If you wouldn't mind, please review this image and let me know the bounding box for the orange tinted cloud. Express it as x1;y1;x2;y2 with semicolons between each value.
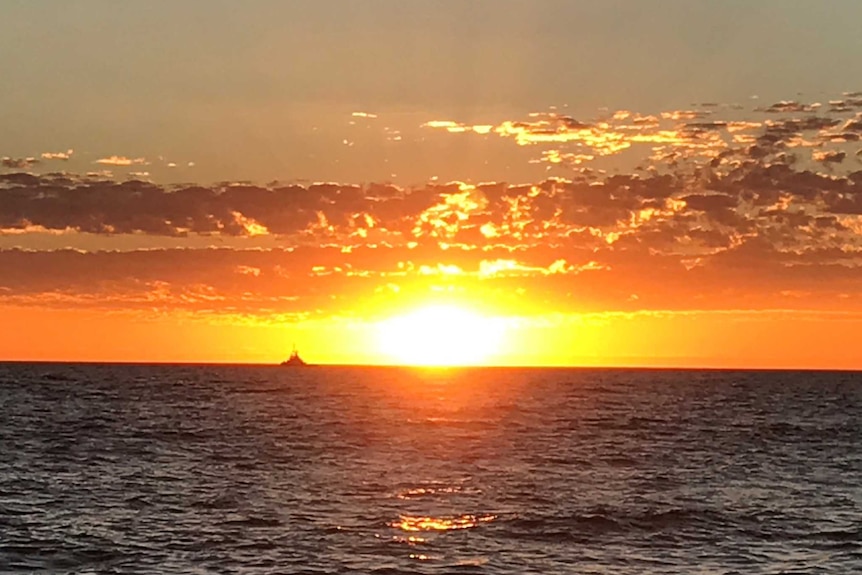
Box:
41;149;74;161
94;155;148;166
1;157;39;169
2;91;862;331
419;95;862;176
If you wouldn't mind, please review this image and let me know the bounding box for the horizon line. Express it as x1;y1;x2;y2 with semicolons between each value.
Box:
1;359;860;373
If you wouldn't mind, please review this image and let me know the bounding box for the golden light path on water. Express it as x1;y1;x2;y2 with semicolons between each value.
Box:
349;369;522;567
390;514;498;532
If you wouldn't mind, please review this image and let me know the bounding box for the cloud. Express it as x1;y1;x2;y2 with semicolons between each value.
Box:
813;150;846;164
3;90;862;319
94;155;148;166
421;120;495;134
0;239;858;319
417;92;862;176
758;100;821;114
41;149;74;161
680;193;738;211
661;110;712;120
2;157;40;169
829;96;862;113
2;152;861;260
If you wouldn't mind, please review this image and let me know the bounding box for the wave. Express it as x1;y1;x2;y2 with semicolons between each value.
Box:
40;372;76;382
811;528;862;542
3;365;860;572
221;516;283;528
500;507;729;542
0;540;124;572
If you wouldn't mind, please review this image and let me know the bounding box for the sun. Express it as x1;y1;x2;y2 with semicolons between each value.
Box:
376;304;505;366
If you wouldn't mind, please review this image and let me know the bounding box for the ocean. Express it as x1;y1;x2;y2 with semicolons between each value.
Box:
1;364;860;574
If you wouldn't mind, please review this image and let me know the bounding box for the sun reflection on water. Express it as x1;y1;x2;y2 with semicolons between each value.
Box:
391;534;426;545
396;485;475;499
409;553;433;561
390;514;497;532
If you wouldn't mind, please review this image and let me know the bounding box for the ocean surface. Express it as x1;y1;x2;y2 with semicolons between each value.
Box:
1;364;860;574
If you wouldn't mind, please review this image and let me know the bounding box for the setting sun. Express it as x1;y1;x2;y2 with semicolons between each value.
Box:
375;305;505;366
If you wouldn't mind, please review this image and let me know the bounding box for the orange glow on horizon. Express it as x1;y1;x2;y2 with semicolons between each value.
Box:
0;302;861;369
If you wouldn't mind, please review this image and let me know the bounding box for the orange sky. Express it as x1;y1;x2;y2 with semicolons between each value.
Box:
3;102;862;367
3;303;861;369
2;4;862;368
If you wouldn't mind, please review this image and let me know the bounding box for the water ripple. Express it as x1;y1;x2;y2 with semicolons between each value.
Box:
0;364;860;573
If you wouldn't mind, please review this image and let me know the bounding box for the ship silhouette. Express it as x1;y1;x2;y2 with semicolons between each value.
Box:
280;344;308;366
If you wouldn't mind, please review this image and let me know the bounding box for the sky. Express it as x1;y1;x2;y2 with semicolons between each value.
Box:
2;0;862;367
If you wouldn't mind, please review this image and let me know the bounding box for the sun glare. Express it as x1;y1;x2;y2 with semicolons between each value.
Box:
376;305;505;366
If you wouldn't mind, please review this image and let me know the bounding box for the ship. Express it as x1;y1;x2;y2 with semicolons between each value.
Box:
280;345;308;367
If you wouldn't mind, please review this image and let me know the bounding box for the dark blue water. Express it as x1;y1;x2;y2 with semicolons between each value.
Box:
1;364;860;574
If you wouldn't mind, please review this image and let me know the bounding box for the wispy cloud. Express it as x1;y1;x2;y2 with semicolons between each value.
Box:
40;149;74;161
419;92;862;174
94;155;148;166
758;100;821;114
